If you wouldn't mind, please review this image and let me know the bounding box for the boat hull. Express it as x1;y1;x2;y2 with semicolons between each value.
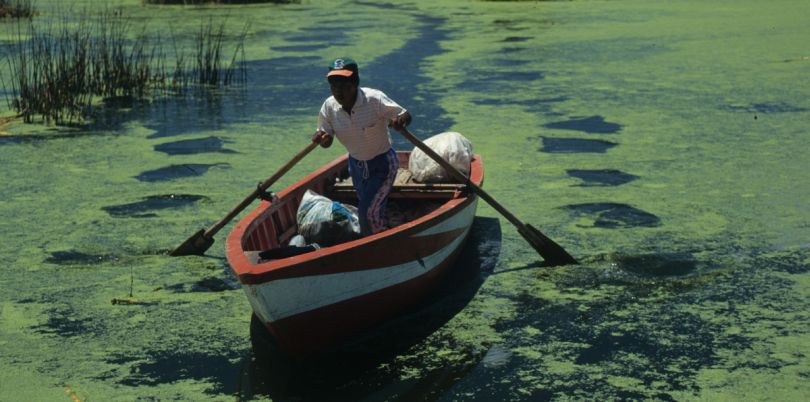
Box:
227;152;483;357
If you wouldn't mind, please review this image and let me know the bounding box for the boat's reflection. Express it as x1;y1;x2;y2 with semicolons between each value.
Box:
235;217;502;401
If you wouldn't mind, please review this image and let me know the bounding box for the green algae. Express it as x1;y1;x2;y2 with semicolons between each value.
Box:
1;0;809;400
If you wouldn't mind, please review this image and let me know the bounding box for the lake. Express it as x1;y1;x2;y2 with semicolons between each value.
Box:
1;0;808;400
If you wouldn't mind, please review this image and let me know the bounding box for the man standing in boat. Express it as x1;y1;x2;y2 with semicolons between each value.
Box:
312;57;412;237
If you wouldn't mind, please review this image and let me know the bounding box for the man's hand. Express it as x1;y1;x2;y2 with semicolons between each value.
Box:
312;130;333;148
389;111;412;132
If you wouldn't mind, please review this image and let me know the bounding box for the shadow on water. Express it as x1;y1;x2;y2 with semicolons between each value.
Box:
544;115;622;134
154;136;238;155
539;136;618;153
566;169;639;187
722;101;808;114
603;252;698;277
45;250;120;266
102;194;209;218
235;217;502;401
135;163;230;182
562;202;661;228
109;351;244;395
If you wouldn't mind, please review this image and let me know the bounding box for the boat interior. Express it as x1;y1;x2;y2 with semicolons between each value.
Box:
240;153;469;258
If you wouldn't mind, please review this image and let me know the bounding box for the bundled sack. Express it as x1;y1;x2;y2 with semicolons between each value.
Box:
408;131;473;183
296;189;361;247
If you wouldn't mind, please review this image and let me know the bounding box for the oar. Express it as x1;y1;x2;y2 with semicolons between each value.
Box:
170;141;319;256
397;127;578;266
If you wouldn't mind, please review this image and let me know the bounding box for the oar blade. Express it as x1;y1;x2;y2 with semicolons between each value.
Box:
520;224;578;266
169;229;214;256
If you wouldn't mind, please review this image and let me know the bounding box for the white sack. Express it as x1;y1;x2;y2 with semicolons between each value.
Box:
296;190;360;246
408;131;473;183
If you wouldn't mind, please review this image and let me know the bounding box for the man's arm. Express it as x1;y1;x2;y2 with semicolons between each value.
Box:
389;111;412;131
312;130;334;148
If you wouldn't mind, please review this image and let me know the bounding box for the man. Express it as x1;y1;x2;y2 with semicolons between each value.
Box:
312;57;412;236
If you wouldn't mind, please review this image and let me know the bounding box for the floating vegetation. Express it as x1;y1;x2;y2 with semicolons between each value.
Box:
144;0;298;4
0;0;34;18
2;10;248;125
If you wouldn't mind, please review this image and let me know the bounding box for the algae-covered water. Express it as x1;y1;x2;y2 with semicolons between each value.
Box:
1;0;809;400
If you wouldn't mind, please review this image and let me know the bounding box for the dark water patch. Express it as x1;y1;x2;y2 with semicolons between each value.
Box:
363;14;455;140
474;97;561;106
33;307;96;338
45;250;120;266
135;163;229;182
723;102;808;114
0;128;112;145
544;115;622;134
485;293;718;398
102;194;209;218
567;169;639;187
272;44;326;52
354;1;415;11
543;37;669;64
493;19;529;32
95;56;322;139
489;58;531;68
498;46;525;54
607;252;698;277
502;36;532;43
753;250;810;274
540;137;618;153
563;202;661;228
285;30;351;44
163;276;240;293
117;350;241;394
153;136;237;155
458;71;545;93
0;136;21;145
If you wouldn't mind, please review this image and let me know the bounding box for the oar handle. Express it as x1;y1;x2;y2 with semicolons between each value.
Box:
203;141;319;238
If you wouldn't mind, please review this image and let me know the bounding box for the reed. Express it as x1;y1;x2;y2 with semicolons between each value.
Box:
0;0;34;18
3;10;248;125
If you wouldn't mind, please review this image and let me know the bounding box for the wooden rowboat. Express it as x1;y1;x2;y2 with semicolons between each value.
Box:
226;151;483;357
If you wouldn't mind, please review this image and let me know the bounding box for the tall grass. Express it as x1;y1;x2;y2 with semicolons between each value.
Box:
0;0;34;18
3;10;247;125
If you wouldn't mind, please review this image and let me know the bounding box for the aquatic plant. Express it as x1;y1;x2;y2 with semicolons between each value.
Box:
2;10;247;125
0;0;34;18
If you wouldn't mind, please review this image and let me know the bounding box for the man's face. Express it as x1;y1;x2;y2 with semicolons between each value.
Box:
329;77;357;108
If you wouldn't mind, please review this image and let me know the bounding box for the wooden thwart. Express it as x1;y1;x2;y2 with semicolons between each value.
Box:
331;168;466;199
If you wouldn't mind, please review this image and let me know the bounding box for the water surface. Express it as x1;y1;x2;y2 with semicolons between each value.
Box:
1;0;809;400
